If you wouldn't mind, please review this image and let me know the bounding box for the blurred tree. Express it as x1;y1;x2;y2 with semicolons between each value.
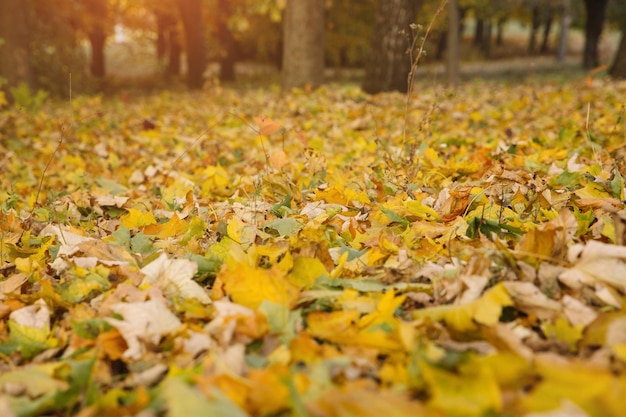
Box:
25;0;87;96
610;24;626;77
363;0;421;94
215;0;238;81
447;0;461;85
326;0;376;68
150;0;182;76
529;5;554;53
607;0;626;77
282;0;325;90
582;0;608;68
0;0;34;97
83;0;111;78
177;0;207;88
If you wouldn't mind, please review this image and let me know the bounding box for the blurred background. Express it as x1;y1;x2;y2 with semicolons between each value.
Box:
0;0;625;101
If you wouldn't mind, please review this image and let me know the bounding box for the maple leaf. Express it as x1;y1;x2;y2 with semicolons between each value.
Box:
105;298;182;360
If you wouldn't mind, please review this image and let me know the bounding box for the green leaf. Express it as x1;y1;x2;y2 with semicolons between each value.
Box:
181;217;207;245
338;242;367;261
552;170;580;189
131;231;155;254
379;205;410;228
265;217;303;237
259;301;301;343
71;318;114;340
95;178;129;195
0;321;58;360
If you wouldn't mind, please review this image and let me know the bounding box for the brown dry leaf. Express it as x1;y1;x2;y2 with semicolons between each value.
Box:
503;281;561;320
308;381;440;417
559;241;626;290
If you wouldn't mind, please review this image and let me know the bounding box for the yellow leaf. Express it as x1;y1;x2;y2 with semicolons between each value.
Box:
413;283;513;333
423;148;444;167
358;289;405;328
287;257;327;289
120;208;157;229
306;310;361;340
227;217;246;242
542;317;583;351
247;365;291;415
218;262;299;309
403;199;440;220
201;165;234;197
143;212;188;238
420;357;502;417
478;352;533;388
306;308;405;352
522;357;617;415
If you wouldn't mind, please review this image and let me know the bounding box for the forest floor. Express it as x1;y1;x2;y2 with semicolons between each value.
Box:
1;50;626;417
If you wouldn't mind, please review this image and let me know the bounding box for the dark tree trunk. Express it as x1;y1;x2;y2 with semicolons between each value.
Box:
88;30;106;78
474;18;484;46
540;8;553;53
362;0;421;94
496;17;505;46
609;24;626;78
435;31;447;60
459;7;468;38
217;0;237;82
167;28;182;76
583;0;608;68
0;0;33;98
482;19;492;58
84;0;108;78
282;0;325;90
177;0;206;89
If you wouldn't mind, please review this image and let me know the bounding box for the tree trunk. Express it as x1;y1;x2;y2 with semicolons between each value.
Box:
362;0;420;94
0;0;33;98
435;32;447;60
446;0;460;86
609;24;626;78
482;19;492;58
528;7;540;53
177;0;206;89
474;18;484;46
156;12;169;60
84;0;108;78
217;0;237;82
496;17;505;46
88;30;106;78
540;8;553;53
582;0;608;68
167;27;182;77
282;0;325;91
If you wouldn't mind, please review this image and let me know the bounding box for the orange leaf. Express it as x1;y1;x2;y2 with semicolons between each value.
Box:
253;116;281;136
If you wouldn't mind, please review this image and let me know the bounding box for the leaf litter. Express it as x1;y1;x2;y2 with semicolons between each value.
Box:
0;77;625;416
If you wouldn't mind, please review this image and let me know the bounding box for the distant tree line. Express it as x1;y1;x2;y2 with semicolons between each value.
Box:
0;0;625;100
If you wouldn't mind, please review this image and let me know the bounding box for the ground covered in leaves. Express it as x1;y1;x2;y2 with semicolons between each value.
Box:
0;76;626;417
